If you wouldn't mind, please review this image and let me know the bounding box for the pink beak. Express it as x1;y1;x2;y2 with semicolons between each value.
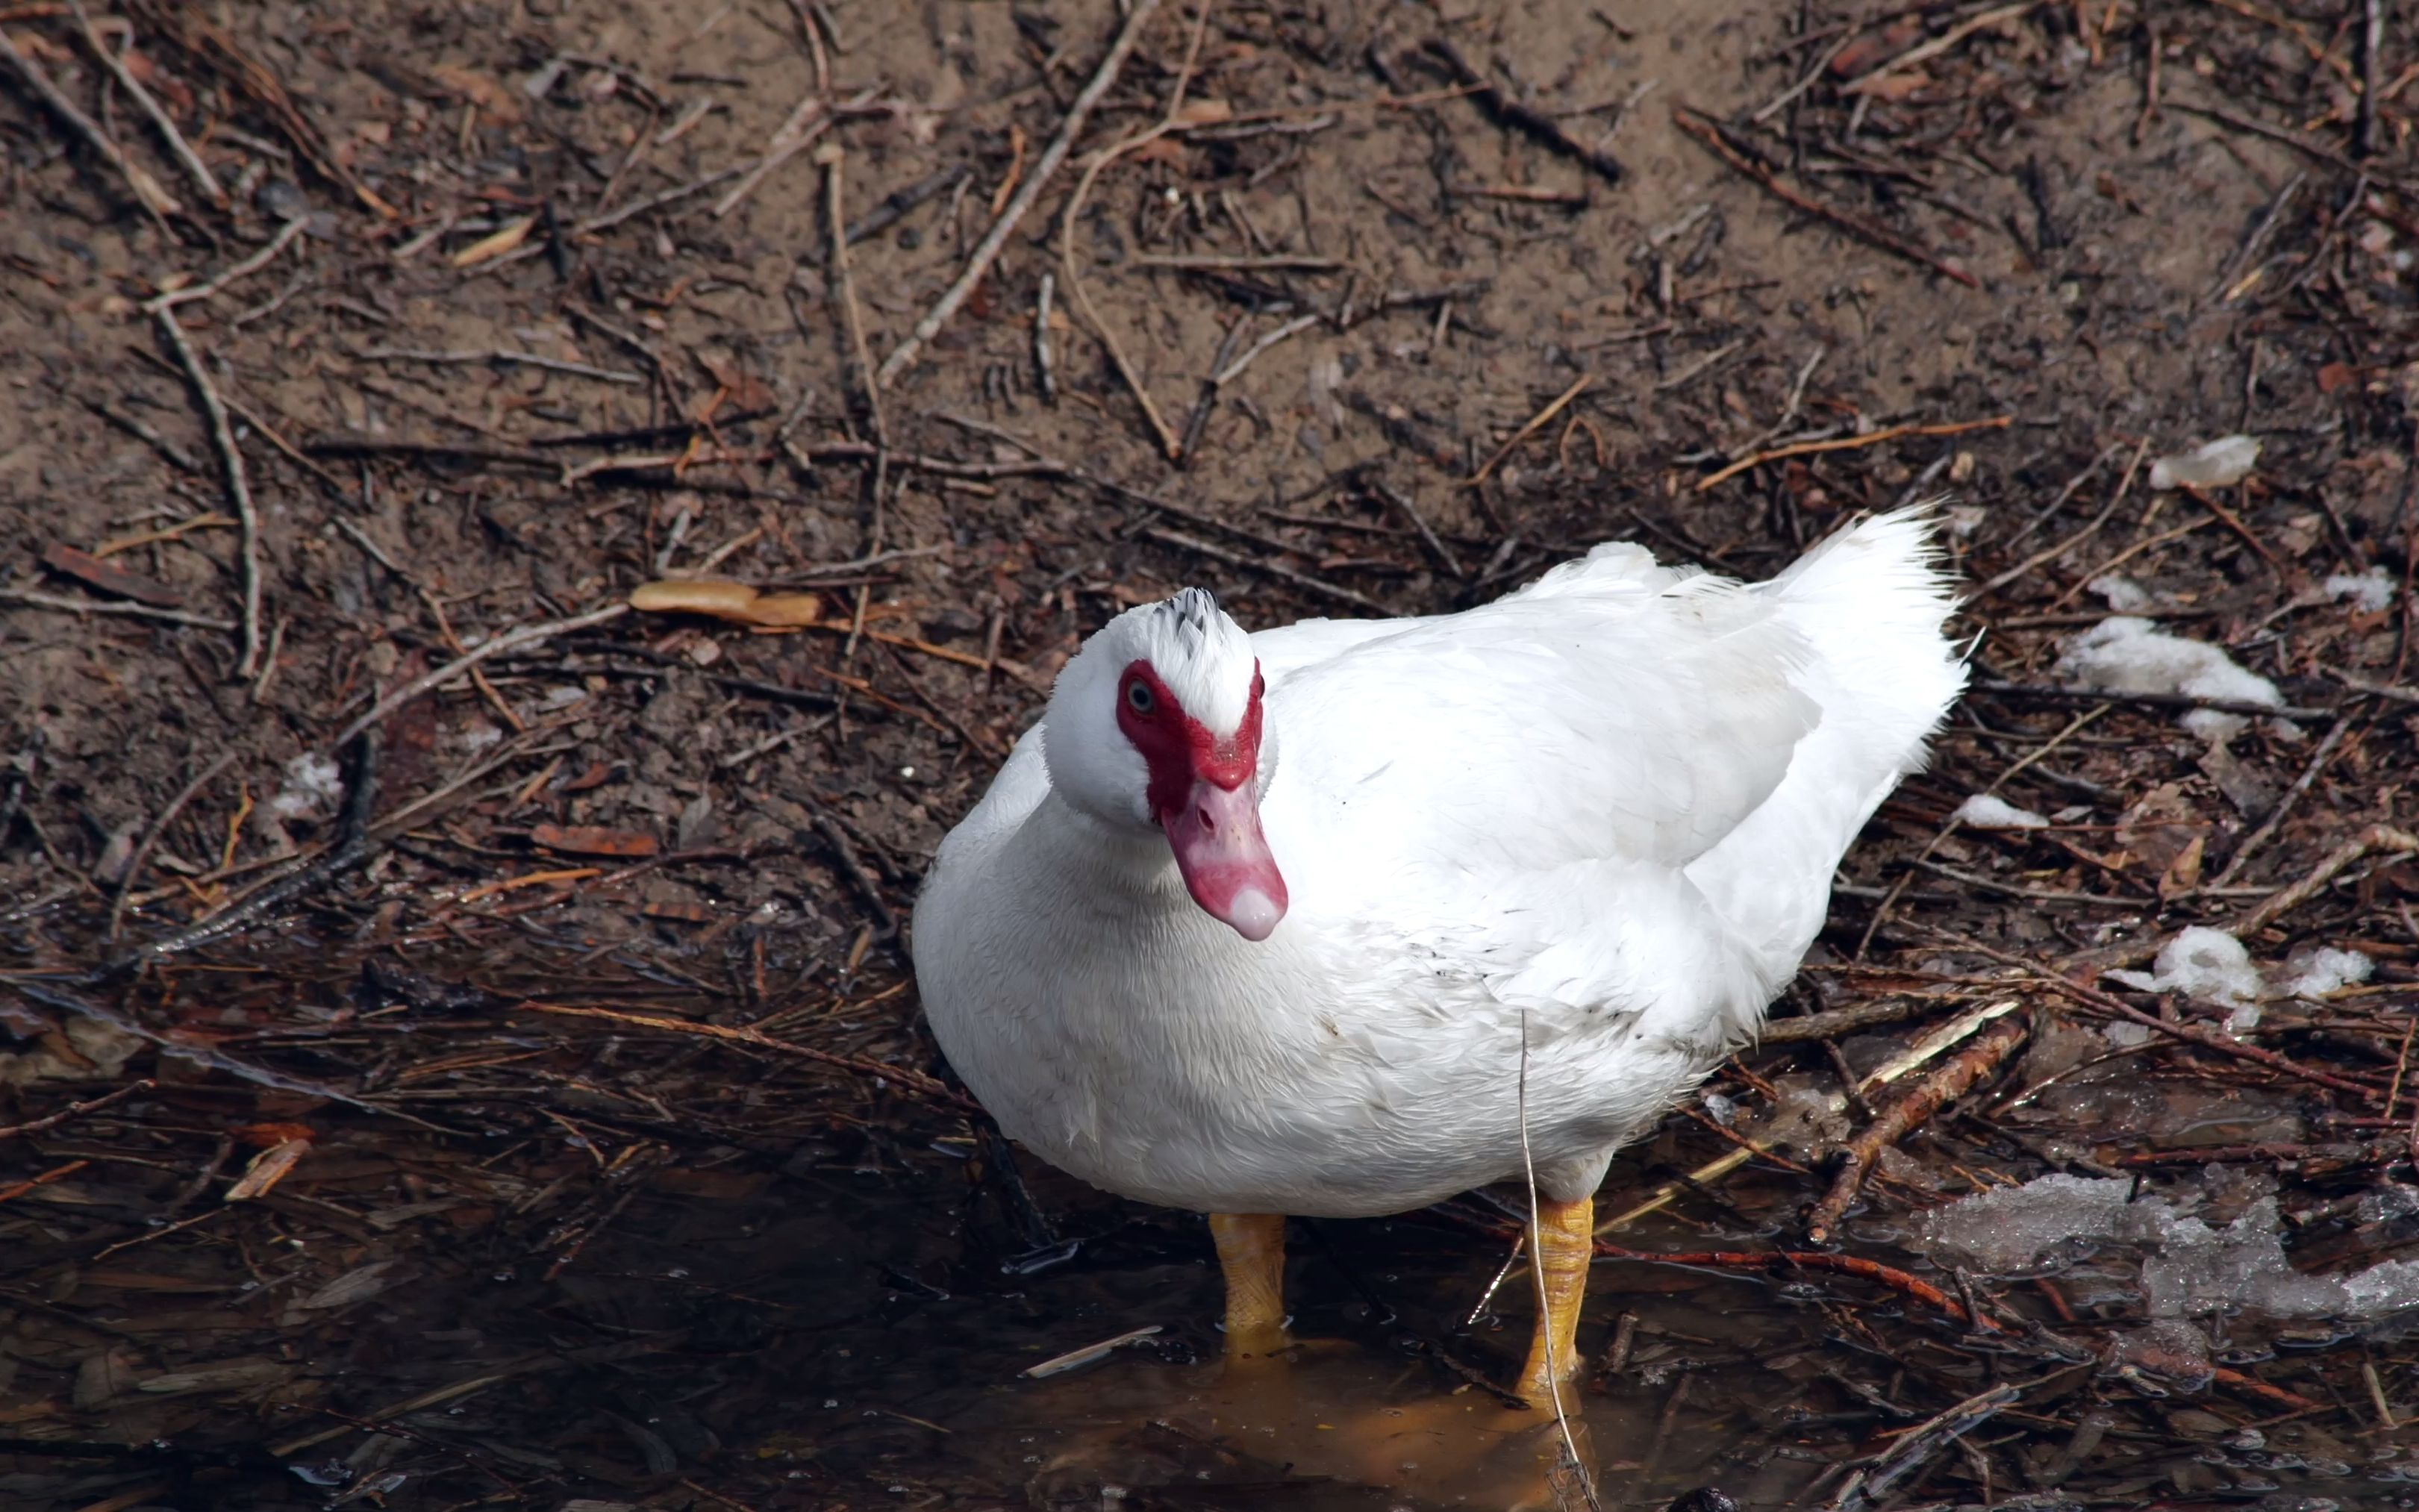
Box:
1161;777;1287;941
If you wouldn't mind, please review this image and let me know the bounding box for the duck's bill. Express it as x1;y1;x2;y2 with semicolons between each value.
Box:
1161;778;1288;941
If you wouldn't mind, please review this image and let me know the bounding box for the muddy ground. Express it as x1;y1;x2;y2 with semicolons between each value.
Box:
4;0;2419;1508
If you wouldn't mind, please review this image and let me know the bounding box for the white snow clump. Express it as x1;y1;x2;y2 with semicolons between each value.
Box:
2148;434;2261;490
2324;566;2397;613
2056;616;2283;741
270;752;345;819
1954;793;2050;830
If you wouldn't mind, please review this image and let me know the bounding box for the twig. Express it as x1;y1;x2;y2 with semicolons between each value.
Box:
360;346;645;385
877;0;1163;387
329;604;631;751
105;751;234;940
67;0;222;207
2210;710;2359;887
1828;1385;2021;1511
517;1000;978;1112
0;21;178;219
1143;526;1389;613
1841;1;2038;96
0;1078;157;1141
1803;1011;2030;1245
820;143;882;443
1698;415;2012;492
0;587;233;629
1673;107;1979;288
1970;435;2147;596
1211;311;1320;385
2358;0;2386;158
2229;823;2419;940
1417;39;1623;184
1969;679;2335;722
145;222;311;681
1467;374;1594;487
1033;272;1058;404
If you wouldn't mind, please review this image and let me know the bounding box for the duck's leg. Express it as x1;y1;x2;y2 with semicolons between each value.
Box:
1512;1193;1594;1408
1208;1212;1289;1357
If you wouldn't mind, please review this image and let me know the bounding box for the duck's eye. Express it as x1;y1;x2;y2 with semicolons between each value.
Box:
1126;681;1155;714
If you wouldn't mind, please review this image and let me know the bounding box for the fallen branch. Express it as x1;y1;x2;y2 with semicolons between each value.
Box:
1804;1010;2031;1245
1417;39;1623;184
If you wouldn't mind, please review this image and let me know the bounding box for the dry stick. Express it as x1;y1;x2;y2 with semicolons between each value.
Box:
2358;0;2387;158
0;1078;157;1141
877;0;1164;387
1057;128;1187;459
0;21;178;219
104;750;234;941
518;1000;978;1113
1418;38;1623;184
68;0;222;207
2229;823;2419;940
1971;435;2150;596
1467;374;1594;487
821;143;882;444
329;604;630;751
0;587;233;629
1032;272;1058;403
2210;709;2359;888
1841;0;2040;95
1143;526;1390;613
1673;107;1979;288
1803;1011;2029;1246
1697;414;2011;493
145;219;310;680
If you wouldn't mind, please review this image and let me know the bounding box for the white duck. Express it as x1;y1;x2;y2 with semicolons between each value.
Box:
914;507;1964;1406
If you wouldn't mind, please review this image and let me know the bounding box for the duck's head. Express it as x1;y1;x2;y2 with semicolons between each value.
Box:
1043;587;1287;941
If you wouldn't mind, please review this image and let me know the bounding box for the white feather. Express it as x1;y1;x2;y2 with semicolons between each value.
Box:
913;508;1965;1217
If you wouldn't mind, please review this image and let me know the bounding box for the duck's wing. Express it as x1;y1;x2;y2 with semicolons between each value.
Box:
1261;543;1822;887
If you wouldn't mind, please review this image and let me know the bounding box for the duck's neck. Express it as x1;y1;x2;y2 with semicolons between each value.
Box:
1023;790;1196;922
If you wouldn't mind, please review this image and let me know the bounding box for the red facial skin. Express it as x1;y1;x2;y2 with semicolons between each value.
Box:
1114;659;1289;941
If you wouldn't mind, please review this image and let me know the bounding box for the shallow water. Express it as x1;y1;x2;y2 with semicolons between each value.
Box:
4;938;2418;1511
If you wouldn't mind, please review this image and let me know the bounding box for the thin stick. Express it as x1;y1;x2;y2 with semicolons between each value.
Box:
1802;1011;2029;1245
821;143;883;443
0;20;177;219
329;604;630;751
2211;710;2358;887
106;751;235;940
1697;415;2012;492
69;0;223;206
0;1079;157;1141
1841;1;2040;95
1516;1010;1601;1509
877;0;1164;387
360;346;644;385
1033;271;1058;404
1467;374;1593;487
0;587;233;629
518;999;978;1112
1673;107;1979;288
146;315;252;672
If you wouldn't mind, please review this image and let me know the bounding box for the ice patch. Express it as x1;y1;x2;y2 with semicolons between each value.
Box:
2055;616;2282;741
1917;1179;2419;1324
1955;793;2050;830
2278;946;2374;999
1917;1174;2164;1273
2106;926;2262;1011
269;752;344;819
2149;434;2261;490
2323;566;2397;613
2108;929;2371;1017
2089;575;2154;612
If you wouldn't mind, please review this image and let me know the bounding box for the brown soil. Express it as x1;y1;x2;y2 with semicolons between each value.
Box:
4;0;2418;1508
